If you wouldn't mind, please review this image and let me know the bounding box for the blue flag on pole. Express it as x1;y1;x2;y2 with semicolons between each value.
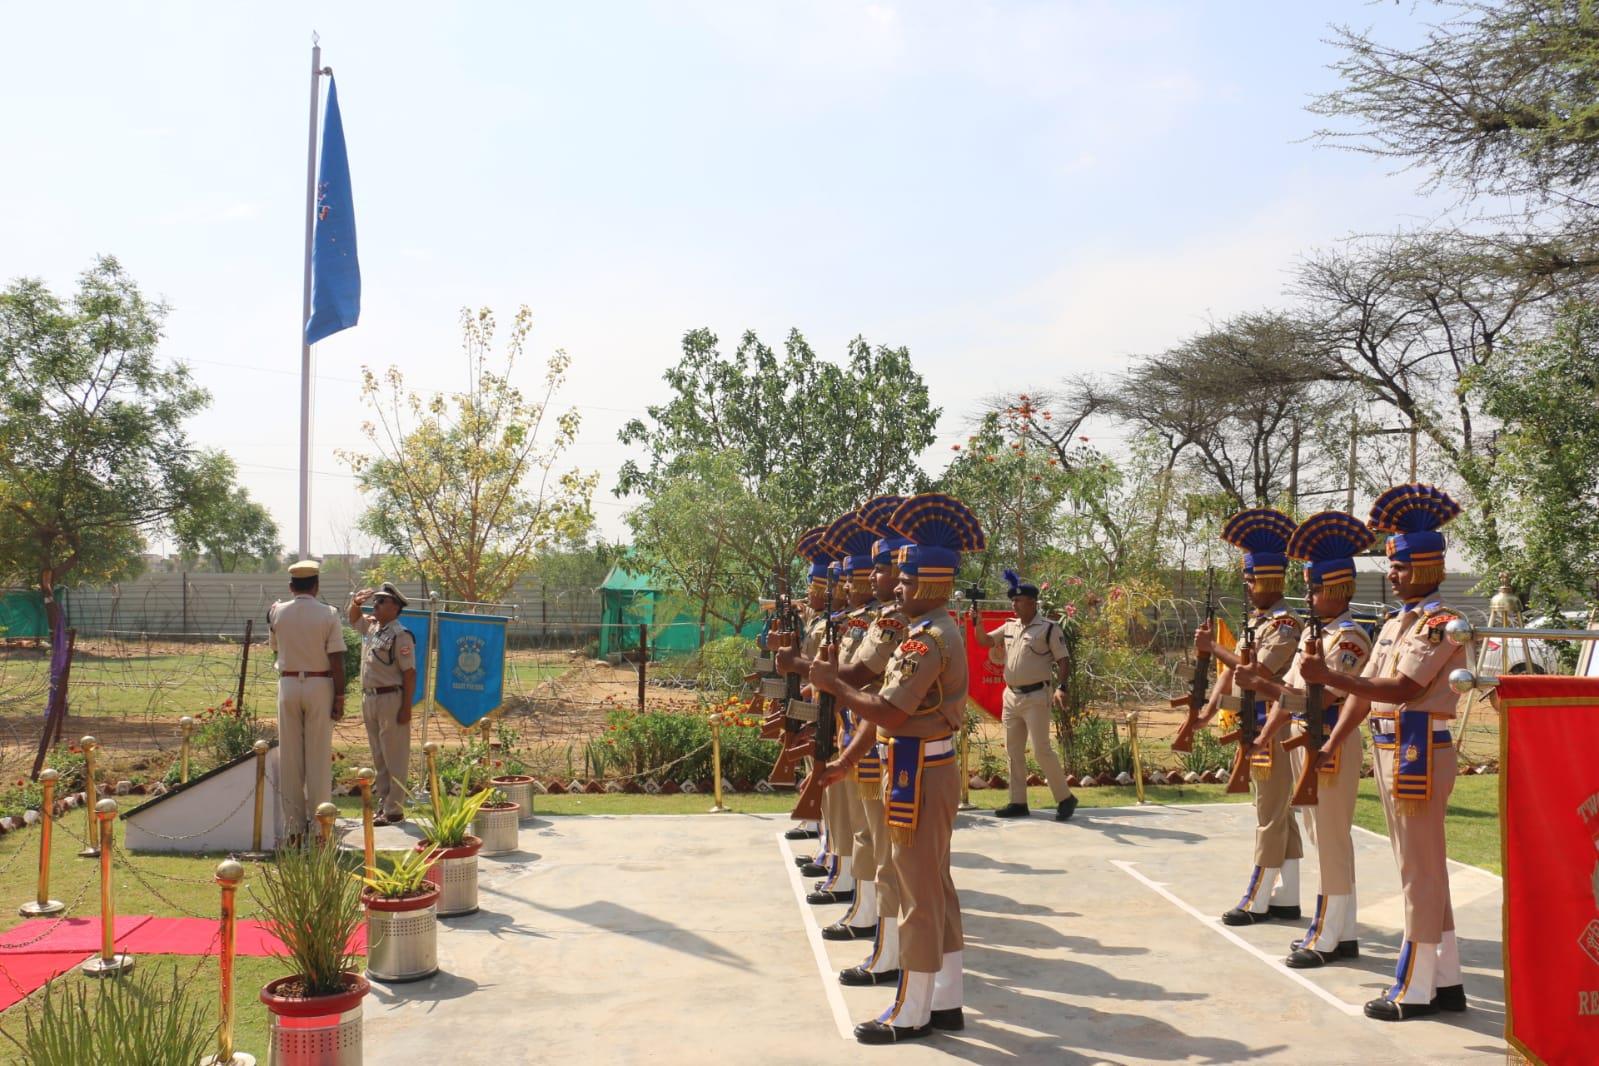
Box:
305;77;360;344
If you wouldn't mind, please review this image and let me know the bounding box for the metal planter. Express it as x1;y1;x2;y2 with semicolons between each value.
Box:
417;836;481;917
490;775;536;823
260;973;369;1066
471;802;521;856
363;887;439;983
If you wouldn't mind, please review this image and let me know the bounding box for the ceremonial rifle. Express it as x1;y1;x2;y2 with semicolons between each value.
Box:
1218;611;1259;794
1169;567;1215;754
765;570;808;787
789;571;840;821
1285;609;1327;807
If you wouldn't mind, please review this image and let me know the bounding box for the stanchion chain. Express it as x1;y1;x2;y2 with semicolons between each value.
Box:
0;877;97;951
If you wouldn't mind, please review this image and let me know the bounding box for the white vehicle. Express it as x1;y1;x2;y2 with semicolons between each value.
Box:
1480;612;1591;674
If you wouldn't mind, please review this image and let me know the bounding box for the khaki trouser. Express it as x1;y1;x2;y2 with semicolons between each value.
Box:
1253;734;1303;868
1373;736;1457;944
888;760;962;973
1287;724;1361;895
860;788;898;919
361;690;411;818
277;675;335;837
846;771;874;887
1002;686;1070;804
823;772;856;875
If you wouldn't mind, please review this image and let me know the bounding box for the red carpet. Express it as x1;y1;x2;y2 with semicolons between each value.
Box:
0;953;90;1011
0;916;151;953
125;917;366;956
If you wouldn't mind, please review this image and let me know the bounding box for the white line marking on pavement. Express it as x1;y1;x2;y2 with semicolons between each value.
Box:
1350;823;1502;882
1110;859;1364;1016
777;833;855;1040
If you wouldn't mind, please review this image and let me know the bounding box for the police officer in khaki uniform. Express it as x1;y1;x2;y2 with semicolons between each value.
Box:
1299;484;1467;1021
971;569;1076;821
811;493;985;1045
348;582;417;826
1194;508;1304;926
1234;511;1375;968
268;561;347;844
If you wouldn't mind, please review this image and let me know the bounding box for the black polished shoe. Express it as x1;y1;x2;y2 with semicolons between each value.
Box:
793;853;815;868
1289;937;1358;958
840;966;900;987
1286;947;1336;969
784;826;820;840
930;1007;964;1031
1431;985;1467;1012
1364;997;1438;1021
822;922;877;941
855;1020;932;1045
808;888;854;906
992;803;1030;818
1222;907;1269;926
1054;795;1078;822
1268;904;1302;921
799;862;829;878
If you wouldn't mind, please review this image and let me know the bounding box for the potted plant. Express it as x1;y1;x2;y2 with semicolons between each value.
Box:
359;844;442;983
415;784;492;917
471;786;521;856
21;969;211;1064
256;842;368;1064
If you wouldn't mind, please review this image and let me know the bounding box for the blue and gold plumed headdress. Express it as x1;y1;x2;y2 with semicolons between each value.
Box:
1003;569;1039;599
1287;511;1374;596
795;525;834;594
1368;483;1459;585
1220;508;1297;594
856;495;910;566
824;510;879;587
887;493;986;599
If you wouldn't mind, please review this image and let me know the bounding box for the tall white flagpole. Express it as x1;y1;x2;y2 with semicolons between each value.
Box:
299;38;330;559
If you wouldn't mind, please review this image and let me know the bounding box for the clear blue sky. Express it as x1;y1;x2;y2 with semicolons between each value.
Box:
1;1;1437;552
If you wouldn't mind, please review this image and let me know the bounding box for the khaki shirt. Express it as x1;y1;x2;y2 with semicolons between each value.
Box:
1281;610;1373;693
987;616;1068;687
878;609;968;739
355;616;416;691
1360;600;1466;718
1249;600;1302;680
268;594;344;674
855;607;909;688
802;613;829;659
838;602;880;669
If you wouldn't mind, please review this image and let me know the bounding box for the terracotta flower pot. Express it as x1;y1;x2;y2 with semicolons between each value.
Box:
260;972;370;1065
363;887;439;983
416;835;482;917
583;779;605;794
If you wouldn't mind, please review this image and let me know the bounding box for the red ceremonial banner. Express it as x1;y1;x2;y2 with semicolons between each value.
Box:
962;608;1015;721
1496;675;1599;1065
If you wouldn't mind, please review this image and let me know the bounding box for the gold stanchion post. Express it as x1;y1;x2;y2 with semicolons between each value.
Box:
82;798;132;976
242;740;272;861
709;720;729;813
1128;713;1146;805
315;801;338;846
424;741;443;825
179;715;195;784
957;718;976;811
20;769;65;917
78;736;100;858
356;767;376;881
200;860;255;1066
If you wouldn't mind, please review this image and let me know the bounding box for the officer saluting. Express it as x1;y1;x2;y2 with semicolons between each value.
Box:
970;569;1077;821
268;561;347;845
348;582;416;826
1299;484;1468;1021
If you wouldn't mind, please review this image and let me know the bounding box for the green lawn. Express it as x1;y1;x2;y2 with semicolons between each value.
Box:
1354;773;1502;875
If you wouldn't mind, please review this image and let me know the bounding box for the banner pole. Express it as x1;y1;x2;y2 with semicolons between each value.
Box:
298;37;326;559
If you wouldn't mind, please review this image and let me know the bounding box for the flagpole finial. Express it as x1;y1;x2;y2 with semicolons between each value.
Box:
312;30;320;45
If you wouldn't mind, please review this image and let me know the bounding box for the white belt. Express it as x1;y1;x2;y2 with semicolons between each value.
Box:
877;738;954;758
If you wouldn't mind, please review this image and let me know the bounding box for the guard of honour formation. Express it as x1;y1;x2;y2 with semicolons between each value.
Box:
742;485;1470;1044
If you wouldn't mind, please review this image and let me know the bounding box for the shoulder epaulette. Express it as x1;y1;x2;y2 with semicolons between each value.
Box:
876;616;906;633
1338;619;1357;629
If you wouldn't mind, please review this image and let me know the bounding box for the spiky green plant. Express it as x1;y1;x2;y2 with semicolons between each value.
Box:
357;844;441;900
254;842;364;996
19;969;213;1065
414;786;492;848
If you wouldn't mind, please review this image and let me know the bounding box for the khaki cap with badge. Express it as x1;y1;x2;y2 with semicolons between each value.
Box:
287;560;321;578
373;582;409;609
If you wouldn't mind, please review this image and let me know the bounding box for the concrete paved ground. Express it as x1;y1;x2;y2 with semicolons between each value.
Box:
351;804;1505;1065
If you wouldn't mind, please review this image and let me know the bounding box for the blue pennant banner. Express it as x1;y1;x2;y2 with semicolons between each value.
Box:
396;609;431;707
432;612;508;727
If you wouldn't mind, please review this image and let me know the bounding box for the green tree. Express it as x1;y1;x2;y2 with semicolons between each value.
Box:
0;257;211;622
344;306;598;604
170;453;282;572
1463;300;1599;608
624;450;782;630
617;328;938;582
